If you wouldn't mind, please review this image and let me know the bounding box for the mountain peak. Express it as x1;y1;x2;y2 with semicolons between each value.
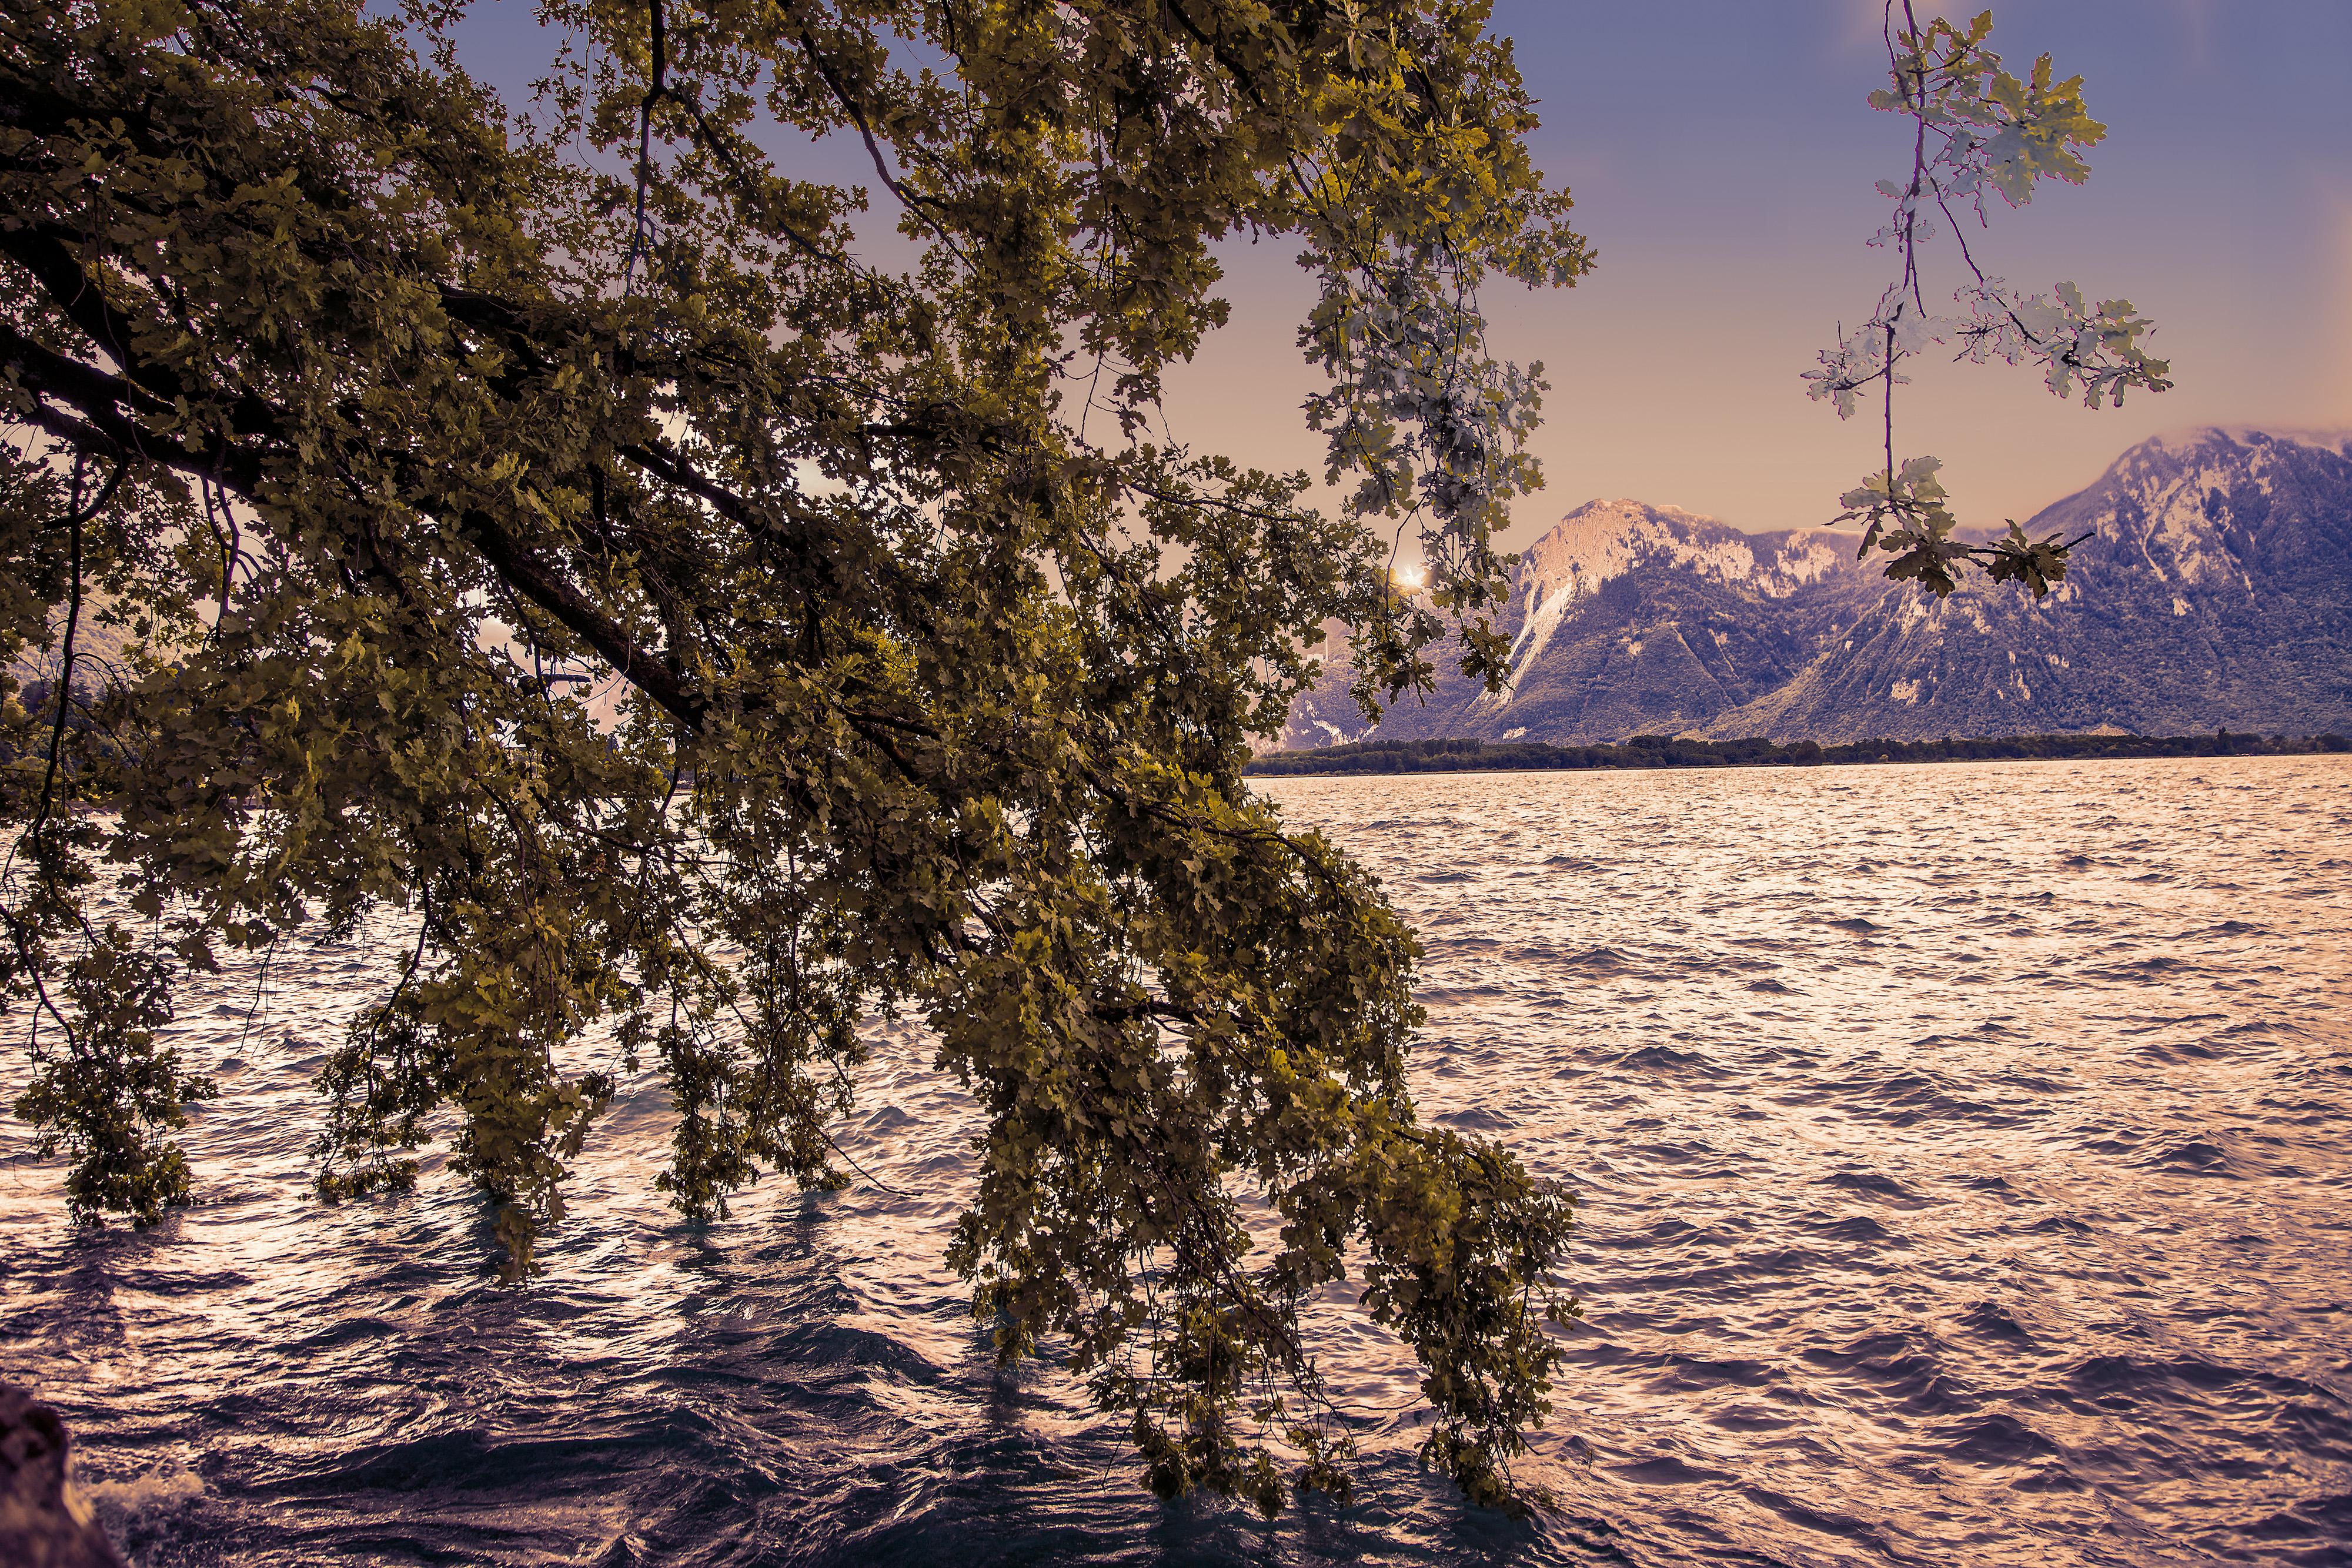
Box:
2074;426;2352;522
2113;424;2352;465
1282;425;2352;750
1494;498;1866;694
1516;497;1852;609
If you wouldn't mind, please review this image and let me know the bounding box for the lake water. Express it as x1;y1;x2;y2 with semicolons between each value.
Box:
3;757;2348;1566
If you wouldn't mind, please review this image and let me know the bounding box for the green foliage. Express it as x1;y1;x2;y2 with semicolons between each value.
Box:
1834;453;1970;597
0;0;1583;1513
1806;5;2170;596
12;924;214;1219
1865;8;2102;205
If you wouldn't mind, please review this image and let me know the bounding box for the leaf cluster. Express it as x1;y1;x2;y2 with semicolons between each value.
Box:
1802;4;2169;599
0;0;1581;1513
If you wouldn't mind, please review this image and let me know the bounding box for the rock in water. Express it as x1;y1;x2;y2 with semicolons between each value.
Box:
0;1384;129;1568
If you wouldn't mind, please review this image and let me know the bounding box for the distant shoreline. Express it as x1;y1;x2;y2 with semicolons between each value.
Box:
1245;731;2351;777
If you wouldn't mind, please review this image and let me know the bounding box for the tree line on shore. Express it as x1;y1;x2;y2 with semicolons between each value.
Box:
1245;730;2352;777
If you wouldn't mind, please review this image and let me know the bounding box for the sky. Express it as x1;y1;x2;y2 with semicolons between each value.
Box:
455;1;2352;549
1154;0;2352;546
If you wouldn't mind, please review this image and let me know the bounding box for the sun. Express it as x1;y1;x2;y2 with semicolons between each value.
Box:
1391;561;1427;591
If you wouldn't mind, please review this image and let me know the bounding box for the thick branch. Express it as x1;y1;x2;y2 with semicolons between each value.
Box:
0;320;261;487
452;510;705;728
0;324;709;731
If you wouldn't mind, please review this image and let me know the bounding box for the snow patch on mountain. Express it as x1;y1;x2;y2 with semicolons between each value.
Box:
1275;426;2352;751
1505;500;1856;673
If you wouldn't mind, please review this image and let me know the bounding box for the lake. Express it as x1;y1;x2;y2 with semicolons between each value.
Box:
4;756;2347;1566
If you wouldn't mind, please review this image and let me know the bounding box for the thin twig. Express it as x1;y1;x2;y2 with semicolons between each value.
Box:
620;0;668;295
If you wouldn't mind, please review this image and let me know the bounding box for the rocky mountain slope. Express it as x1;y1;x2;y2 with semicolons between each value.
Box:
1282;427;2352;747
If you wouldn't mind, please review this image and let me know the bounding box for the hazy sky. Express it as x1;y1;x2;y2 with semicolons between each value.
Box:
457;2;2352;548
1155;1;2352;546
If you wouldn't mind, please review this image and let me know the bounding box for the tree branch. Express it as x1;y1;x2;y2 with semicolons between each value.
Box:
0;323;709;731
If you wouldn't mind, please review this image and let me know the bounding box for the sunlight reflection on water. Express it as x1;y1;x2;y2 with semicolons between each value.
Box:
3;755;2347;1566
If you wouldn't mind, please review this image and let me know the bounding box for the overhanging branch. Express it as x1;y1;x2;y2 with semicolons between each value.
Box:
0;323;709;731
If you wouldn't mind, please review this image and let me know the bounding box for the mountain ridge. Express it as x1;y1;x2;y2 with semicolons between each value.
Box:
1281;426;2352;748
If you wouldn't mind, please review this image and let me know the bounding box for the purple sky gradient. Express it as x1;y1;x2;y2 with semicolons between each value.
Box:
455;2;2352;546
1156;1;2352;544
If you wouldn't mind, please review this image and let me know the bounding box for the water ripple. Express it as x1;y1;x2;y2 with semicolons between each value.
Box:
2;755;2347;1565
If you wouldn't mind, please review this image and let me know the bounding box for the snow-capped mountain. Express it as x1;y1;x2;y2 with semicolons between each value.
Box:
1279;427;2352;748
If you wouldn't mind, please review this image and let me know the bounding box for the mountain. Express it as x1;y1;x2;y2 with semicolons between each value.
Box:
1281;427;2352;748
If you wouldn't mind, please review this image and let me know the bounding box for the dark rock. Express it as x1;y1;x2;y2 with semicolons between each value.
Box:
1;1383;130;1568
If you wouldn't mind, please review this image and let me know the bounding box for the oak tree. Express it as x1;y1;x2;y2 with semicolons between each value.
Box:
2;0;1587;1513
0;0;2161;1516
